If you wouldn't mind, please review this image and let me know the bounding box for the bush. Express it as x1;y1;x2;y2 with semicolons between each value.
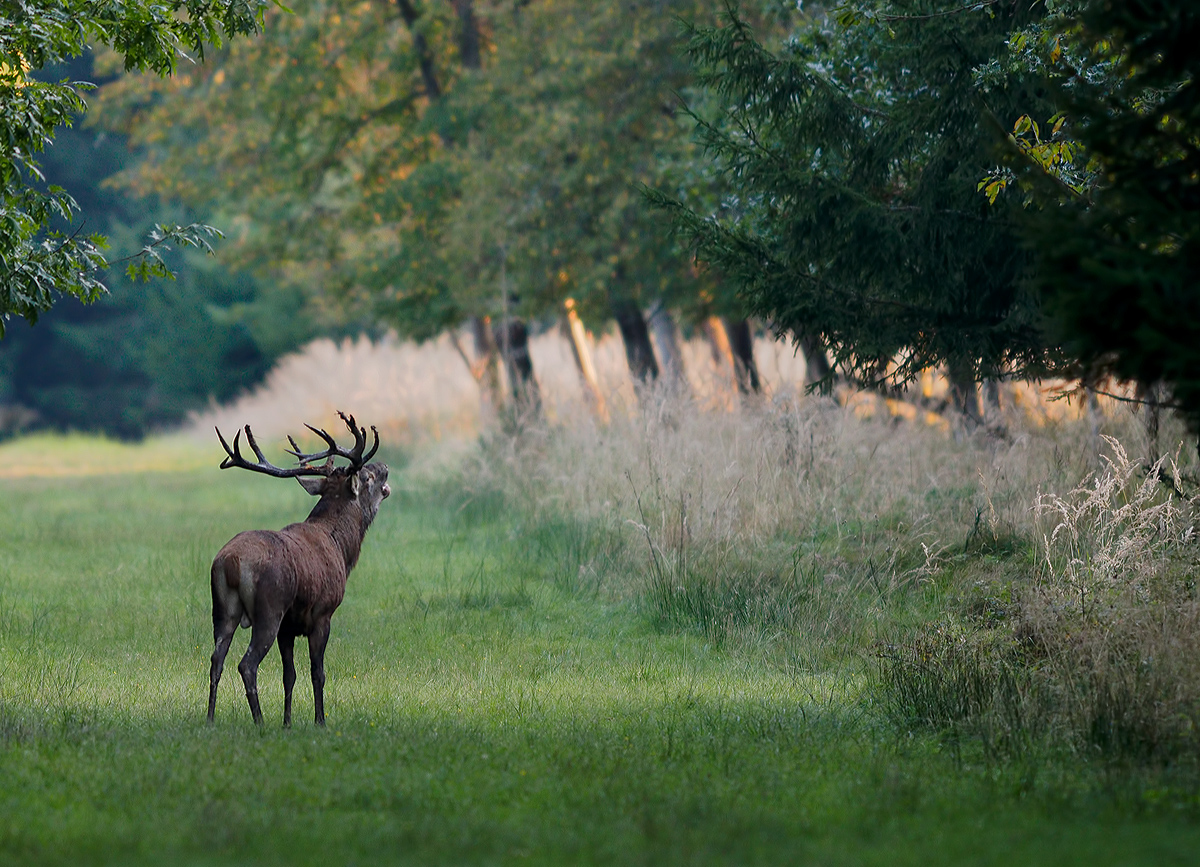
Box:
879;438;1200;762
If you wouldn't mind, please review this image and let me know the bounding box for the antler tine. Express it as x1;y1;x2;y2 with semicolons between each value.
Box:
304;423;342;453
284;434;306;462
337;411;368;458
216;426;237;468
243;425;271;465
228;428;253;467
363;426;380;463
216;422;246;465
285;432;335;466
333;411;380;469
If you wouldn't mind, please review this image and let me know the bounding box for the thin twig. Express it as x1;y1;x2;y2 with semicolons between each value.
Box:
48;221;88;257
108;235;175;266
1048;384;1185;412
876;0;999;22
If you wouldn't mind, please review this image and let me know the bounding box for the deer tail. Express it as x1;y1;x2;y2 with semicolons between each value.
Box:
211;554;251;629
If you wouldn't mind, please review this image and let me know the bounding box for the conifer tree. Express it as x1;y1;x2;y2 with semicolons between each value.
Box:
1020;0;1200;430
656;1;1066;395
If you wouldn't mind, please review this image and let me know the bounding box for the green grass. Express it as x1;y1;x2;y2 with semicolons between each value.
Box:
1;441;1199;865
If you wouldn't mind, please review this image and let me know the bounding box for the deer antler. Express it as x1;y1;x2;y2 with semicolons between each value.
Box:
217;412;379;477
283;412;379;471
216;425;332;477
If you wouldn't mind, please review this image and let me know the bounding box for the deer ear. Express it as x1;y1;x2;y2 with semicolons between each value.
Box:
297;476;326;496
349;473;361;498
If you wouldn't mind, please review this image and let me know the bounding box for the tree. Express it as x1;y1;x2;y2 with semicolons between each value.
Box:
655;1;1067;403
439;1;725;384
102;1;788;397
100;1;486;331
0;0;271;336
1012;1;1200;431
99;0;534;411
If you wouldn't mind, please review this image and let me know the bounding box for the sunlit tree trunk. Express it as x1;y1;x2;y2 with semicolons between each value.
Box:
702;315;738;399
471;315;503;420
563;299;609;423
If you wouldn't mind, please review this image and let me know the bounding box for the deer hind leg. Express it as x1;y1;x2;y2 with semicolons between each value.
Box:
208;568;244;723
279;632;297;728
308;617;332;727
238;611;284;726
208;620;239;723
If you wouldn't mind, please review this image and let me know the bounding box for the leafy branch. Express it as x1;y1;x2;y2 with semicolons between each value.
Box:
111;222;224;282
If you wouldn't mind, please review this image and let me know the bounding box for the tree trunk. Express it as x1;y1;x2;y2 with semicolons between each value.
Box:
981;378;1003;419
948;362;983;426
723;318;761;394
493;318;542;418
702;315;738;397
564;299;609;423
394;0;442;100
647;301;687;391
1079;371;1103;439
1137;381;1161;465
981;379;1001;409
453;0;481;70
798;332;833;391
612;300;659;385
470;315;503;419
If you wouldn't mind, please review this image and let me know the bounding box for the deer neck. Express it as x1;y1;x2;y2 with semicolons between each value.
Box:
306;498;368;572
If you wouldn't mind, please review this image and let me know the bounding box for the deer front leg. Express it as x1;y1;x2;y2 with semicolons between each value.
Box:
238;613;283;726
279;632;297;728
308;618;332;726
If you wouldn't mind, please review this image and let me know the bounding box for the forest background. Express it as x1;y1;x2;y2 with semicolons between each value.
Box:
9;0;1194;440
2;0;794;437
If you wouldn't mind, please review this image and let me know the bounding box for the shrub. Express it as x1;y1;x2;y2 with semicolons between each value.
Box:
880;437;1200;762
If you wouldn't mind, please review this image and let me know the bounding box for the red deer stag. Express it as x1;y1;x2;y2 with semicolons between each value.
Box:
208;412;390;726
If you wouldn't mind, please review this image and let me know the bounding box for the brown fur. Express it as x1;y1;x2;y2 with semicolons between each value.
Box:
206;462;390;726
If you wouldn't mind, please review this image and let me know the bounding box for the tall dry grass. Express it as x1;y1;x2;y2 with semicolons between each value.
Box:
445;360;1199;761
185;321;1110;462
456;378;1187;650
184;324;809;447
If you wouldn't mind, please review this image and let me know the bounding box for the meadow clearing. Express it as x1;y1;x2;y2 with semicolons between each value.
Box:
2;333;1200;865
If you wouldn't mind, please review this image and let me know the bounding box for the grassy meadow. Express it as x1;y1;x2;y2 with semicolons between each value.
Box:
3;392;1200;865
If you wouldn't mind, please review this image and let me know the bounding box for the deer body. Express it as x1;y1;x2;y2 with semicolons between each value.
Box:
207;414;389;727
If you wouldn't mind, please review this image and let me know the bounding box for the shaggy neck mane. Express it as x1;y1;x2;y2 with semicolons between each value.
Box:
306;497;375;572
